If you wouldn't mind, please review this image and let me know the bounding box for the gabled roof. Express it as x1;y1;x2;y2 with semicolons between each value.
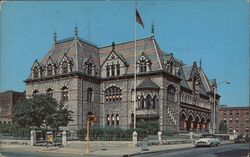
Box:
137;79;160;90
100;48;128;67
182;65;193;80
40;36;100;76
99;37;164;74
177;67;191;90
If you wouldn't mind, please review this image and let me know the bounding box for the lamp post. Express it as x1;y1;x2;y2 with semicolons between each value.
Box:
212;80;231;134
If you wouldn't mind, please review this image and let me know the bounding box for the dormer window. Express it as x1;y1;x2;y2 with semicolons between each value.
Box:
117;64;120;76
47;64;53;76
87;63;92;75
111;65;115;76
106;65;110;77
62;61;68;74
139;61;147;73
137;52;151;73
33;67;39;78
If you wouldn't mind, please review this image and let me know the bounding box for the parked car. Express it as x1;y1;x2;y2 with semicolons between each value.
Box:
234;135;249;143
195;134;220;147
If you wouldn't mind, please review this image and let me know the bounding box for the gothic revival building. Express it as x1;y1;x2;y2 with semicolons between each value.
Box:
25;27;219;132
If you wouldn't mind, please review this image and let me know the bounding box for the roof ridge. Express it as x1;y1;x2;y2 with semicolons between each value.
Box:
99;36;152;49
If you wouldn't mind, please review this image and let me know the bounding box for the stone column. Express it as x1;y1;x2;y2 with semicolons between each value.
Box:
132;131;138;145
158;131;162;141
62;130;67;147
190;132;193;141
30;130;36;146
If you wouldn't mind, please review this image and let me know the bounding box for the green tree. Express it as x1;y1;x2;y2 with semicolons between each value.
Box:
136;121;159;135
13;94;73;129
219;121;228;134
48;102;73;130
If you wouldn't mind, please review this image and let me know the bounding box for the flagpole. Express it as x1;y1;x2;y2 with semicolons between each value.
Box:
133;2;137;129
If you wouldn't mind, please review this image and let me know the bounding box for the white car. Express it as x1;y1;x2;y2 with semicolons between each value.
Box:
195;134;220;147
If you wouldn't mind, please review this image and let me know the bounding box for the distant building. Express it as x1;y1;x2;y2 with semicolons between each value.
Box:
0;90;25;124
218;105;250;135
24;27;219;132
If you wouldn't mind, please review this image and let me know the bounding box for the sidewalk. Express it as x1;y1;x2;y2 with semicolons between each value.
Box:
0;141;231;157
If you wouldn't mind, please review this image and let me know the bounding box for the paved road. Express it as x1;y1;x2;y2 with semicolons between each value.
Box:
1;150;76;157
136;143;249;157
0;143;249;157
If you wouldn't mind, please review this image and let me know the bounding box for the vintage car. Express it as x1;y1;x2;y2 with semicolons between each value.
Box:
195;134;220;147
234;135;249;143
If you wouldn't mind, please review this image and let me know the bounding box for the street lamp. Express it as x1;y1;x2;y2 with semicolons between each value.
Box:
212;80;231;134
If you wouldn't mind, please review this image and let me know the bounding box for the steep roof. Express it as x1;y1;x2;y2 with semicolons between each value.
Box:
182;65;193;80
137;79;160;90
41;37;100;75
99;37;164;74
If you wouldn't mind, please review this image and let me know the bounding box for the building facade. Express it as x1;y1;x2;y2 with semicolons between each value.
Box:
218;105;250;135
25;27;219;132
0;90;25;124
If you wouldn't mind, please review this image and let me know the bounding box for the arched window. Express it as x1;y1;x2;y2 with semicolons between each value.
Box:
62;61;68;74
167;85;176;102
111;114;115;126
138;96;144;109
46;88;53;97
47;64;53;76
152;95;157;109
105;86;122;102
106;65;110;77
116;114;120;126
33;90;39;95
139;61;147;73
106;114;110;126
111;65;115;76
87;63;92;75
61;86;68;101
87;88;93;102
146;94;152;109
33;67;39;78
116;64;120;76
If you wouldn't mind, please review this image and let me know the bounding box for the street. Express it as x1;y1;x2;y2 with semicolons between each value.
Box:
0;143;249;157
136;143;249;157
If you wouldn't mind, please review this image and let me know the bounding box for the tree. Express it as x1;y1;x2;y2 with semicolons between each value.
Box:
219;121;228;134
136;121;159;135
13;94;73;129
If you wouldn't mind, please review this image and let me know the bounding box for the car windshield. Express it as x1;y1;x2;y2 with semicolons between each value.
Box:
201;134;214;138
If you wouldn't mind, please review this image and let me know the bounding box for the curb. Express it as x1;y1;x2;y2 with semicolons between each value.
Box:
123;147;192;157
123;142;232;157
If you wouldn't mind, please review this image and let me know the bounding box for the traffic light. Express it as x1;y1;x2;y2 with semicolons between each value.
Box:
88;115;97;123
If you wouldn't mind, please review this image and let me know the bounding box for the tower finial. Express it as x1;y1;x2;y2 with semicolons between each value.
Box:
199;58;202;68
75;26;78;38
151;22;155;38
53;32;57;43
112;41;115;51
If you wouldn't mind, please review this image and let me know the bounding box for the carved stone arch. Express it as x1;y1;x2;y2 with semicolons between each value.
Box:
180;110;188;120
201;114;206;123
60;83;69;89
188;112;195;122
206;115;211;122
195;113;201;123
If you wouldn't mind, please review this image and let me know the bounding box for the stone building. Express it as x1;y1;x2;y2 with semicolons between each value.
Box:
0;90;25;124
24;27;219;132
218;105;250;135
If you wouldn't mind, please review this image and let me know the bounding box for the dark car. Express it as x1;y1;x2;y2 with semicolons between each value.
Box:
234;135;249;143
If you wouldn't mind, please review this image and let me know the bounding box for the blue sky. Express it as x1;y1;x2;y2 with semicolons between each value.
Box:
0;0;249;106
